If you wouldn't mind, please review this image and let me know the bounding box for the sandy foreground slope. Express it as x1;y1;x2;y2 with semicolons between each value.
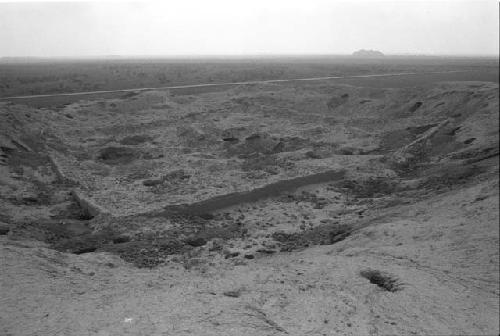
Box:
0;80;498;335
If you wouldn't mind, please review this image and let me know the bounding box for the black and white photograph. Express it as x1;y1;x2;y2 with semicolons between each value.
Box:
0;0;498;335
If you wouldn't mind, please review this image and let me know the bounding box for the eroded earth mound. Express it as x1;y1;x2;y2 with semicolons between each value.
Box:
1;79;498;335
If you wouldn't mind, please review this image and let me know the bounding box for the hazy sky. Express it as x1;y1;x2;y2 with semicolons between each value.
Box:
0;0;498;57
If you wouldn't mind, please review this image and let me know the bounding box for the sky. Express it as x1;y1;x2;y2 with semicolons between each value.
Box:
0;0;498;57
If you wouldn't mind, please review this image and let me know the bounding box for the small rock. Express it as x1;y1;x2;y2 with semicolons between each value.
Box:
185;237;207;247
223;290;241;298
224;250;240;259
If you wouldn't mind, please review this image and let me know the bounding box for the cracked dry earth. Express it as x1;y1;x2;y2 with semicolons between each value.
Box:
0;80;499;336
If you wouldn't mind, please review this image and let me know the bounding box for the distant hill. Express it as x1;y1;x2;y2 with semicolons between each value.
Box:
352;49;385;57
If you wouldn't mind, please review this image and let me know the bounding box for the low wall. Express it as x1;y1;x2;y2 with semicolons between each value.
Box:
70;189;109;218
48;153;109;218
158;169;346;216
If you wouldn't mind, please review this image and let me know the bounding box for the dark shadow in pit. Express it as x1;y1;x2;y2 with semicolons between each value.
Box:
360;269;401;292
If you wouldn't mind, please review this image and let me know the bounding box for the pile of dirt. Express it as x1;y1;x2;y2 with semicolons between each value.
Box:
278;190;330;209
333;177;398;198
327;93;349;110
101;238;187;268
96;146;139;165
49;226;189;268
227;133;281;156
273;222;354;251
225;132;312;157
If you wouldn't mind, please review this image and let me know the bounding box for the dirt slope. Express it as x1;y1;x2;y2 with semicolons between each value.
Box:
1;176;498;336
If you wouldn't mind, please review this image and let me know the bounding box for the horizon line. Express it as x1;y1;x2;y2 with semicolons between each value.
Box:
1;53;499;61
